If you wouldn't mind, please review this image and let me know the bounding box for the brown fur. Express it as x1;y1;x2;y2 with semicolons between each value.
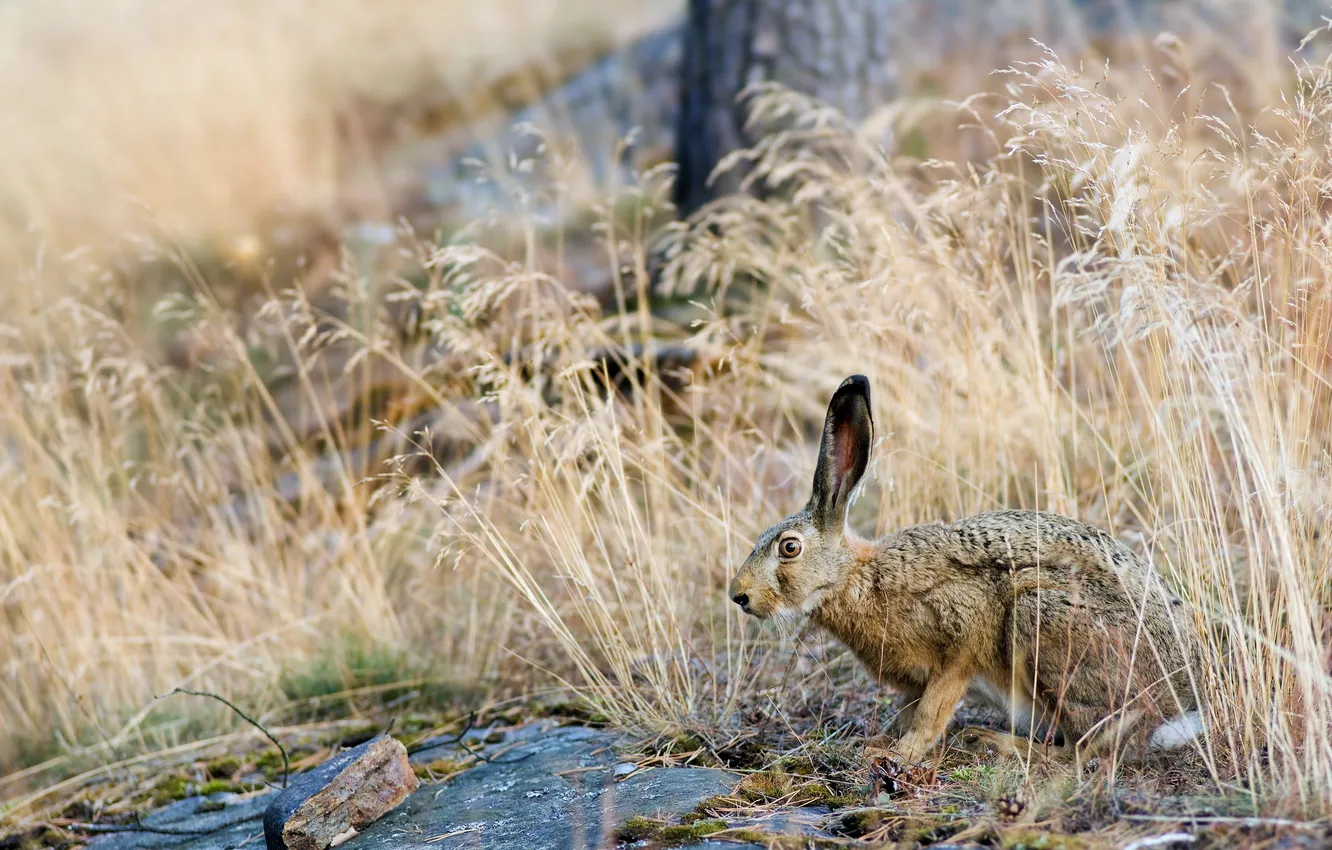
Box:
729;376;1202;763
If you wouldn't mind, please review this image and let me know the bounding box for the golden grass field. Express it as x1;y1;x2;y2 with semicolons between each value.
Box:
2;0;1332;833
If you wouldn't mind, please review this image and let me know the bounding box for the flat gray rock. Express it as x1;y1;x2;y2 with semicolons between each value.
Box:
358;724;735;849
90;724;735;850
89;792;275;850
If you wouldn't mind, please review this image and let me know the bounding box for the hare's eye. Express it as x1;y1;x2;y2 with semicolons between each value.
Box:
778;537;802;558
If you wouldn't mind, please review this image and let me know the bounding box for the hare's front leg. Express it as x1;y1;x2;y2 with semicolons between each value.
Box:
893;666;972;763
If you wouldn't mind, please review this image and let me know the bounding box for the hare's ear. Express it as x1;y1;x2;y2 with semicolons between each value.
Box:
809;375;873;534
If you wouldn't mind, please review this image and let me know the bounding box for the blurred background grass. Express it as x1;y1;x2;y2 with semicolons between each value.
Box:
0;0;675;274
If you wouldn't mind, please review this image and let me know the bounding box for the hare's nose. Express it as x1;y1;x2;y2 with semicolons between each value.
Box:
731;593;750;609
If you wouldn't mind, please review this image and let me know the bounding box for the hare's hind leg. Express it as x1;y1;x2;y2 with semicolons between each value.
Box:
968;669;1061;740
959;673;1068;762
960;701;1132;765
1011;592;1151;760
1069;706;1151;763
959;727;1068;761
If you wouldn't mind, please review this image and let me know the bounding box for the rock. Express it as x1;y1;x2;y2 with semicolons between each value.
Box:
91;723;735;850
416;24;682;226
359;723;737;849
89;792;275;850
263;736;418;850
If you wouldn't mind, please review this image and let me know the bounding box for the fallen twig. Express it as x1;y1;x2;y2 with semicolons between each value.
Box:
159;688;289;788
411;712;535;766
66;810;262;837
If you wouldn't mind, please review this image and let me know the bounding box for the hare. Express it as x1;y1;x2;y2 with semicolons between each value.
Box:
728;375;1202;764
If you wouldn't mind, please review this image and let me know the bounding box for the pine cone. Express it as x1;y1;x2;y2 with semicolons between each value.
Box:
868;755;905;799
995;793;1026;820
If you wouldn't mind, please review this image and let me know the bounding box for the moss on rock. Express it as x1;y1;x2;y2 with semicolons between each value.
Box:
199;779;245;795
151;774;193;806
656;820;726;846
614;815;661;843
613;815;729;847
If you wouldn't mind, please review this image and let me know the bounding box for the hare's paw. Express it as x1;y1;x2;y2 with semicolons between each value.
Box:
959;726;1068;763
959;726;1028;758
891;731;937;765
863;738;930;767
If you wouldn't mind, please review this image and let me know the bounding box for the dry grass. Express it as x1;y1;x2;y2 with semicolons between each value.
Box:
4;3;1332;831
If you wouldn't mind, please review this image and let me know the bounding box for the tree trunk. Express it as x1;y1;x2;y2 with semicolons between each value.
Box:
672;0;899;217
